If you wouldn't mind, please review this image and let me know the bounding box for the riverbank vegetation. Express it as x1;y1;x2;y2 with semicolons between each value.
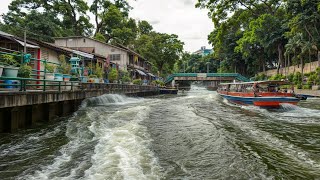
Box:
0;0;184;77
196;0;320;78
254;67;320;89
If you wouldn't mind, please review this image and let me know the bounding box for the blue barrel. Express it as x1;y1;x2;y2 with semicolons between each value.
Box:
4;80;13;88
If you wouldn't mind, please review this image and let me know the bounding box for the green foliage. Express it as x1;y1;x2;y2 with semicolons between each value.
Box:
287;73;294;82
138;20;153;35
89;74;97;78
95;63;104;78
45;64;56;73
108;68;118;82
293;72;302;85
120;71;131;83
196;0;320;77
308;71;320;85
57;55;71;74
2;0;93;39
296;83;302;89
254;73;267;81
134;32;184;77
18;64;32;78
152;80;165;86
302;84;311;89
0;54;19;67
269;74;286;80
94;32;106;42
132;79;142;85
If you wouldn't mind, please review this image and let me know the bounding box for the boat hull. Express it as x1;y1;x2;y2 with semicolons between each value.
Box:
219;94;299;108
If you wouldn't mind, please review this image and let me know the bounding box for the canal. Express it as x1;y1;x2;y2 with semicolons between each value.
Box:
1;86;320;179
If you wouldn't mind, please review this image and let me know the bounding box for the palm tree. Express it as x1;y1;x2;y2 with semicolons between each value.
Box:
294;33;307;83
302;41;313;73
285;42;294;76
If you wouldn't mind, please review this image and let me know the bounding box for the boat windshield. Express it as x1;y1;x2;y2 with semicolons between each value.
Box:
255;82;293;93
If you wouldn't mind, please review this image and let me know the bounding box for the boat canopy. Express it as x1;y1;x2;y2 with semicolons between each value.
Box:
219;80;292;86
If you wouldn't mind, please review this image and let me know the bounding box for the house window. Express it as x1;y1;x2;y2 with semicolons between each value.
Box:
83;38;86;43
110;54;121;61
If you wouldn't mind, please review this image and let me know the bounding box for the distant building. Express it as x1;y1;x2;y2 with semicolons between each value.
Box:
54;36;155;80
193;46;213;57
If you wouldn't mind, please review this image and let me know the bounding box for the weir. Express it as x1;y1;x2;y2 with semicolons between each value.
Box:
0;83;159;132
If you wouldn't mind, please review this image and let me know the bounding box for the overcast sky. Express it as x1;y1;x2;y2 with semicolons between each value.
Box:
0;0;213;52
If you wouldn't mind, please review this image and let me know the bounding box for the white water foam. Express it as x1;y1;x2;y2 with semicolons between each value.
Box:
81;94;144;107
84;106;162;180
21;94;161;180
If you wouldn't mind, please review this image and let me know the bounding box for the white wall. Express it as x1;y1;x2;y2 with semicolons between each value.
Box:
55;37;129;71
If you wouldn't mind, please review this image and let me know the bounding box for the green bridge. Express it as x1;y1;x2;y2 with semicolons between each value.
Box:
165;73;251;84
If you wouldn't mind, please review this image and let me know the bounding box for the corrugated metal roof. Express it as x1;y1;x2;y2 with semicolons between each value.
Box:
0;31;14;37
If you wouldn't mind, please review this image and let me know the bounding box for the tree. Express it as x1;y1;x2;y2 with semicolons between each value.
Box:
90;1;136;45
2;0;93;37
134;32;184;76
286;0;320;67
138;20;153;35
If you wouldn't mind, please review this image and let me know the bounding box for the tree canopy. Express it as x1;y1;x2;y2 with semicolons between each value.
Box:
197;0;320;77
0;0;185;77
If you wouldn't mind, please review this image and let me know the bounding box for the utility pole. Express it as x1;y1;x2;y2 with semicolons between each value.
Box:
24;29;27;53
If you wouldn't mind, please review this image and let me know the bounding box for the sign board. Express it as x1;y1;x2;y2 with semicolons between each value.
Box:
197;73;207;78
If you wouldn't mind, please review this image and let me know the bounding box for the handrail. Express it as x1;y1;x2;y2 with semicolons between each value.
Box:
165;73;251;83
0;76;159;93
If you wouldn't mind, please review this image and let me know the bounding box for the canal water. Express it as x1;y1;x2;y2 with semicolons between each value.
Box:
1;86;320;179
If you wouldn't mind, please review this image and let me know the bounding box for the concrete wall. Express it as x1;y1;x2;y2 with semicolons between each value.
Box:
262;61;319;76
55;37;129;71
39;47;61;77
0;84;159;132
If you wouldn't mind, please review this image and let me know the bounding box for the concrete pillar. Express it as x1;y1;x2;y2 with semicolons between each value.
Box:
11;107;26;132
25;106;32;127
32;104;48;123
0;108;11;132
48;103;59;121
61;101;73;116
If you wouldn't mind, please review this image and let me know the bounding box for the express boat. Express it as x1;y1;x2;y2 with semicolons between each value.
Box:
217;80;300;108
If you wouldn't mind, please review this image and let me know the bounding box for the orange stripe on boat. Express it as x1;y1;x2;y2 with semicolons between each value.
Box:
254;101;298;107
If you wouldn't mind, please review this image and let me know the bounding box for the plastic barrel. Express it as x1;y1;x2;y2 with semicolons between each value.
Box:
4;80;13;88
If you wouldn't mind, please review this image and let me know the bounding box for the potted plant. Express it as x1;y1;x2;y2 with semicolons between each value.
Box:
18;64;32;78
58;55;72;81
121;73;131;84
45;63;55;80
108;68;118;83
132;79;142;85
95;63;104;83
1;54;19;77
88;74;97;83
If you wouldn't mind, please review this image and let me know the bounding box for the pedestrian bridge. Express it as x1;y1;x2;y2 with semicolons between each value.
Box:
165;73;250;84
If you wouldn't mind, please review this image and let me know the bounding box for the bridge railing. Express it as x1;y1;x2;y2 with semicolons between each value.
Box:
165;73;251;83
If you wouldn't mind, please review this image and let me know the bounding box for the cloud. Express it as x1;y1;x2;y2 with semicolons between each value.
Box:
182;0;194;6
149;20;160;25
183;34;203;40
130;0;213;52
